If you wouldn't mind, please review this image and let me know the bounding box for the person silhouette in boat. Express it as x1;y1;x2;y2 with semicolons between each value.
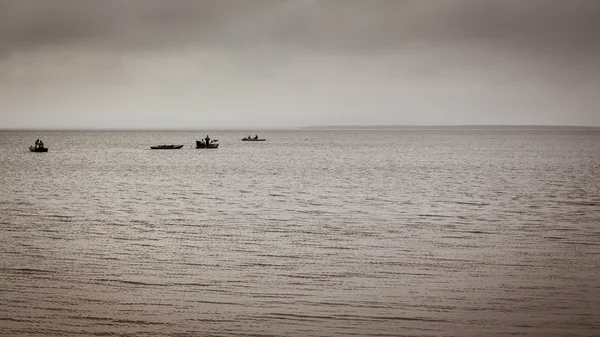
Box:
38;140;44;148
35;139;39;148
205;135;210;147
254;135;258;140
248;135;251;140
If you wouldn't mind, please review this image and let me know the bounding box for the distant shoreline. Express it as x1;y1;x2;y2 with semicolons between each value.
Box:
1;125;599;131
298;125;600;130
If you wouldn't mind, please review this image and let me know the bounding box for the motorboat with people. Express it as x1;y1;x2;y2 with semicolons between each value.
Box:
196;135;219;149
30;139;48;152
195;140;219;149
242;135;265;141
150;145;184;150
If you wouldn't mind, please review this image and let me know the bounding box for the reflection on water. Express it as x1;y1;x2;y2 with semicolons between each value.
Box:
1;130;599;336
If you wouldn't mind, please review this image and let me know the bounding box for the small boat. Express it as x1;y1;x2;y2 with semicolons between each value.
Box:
195;141;219;149
242;137;266;141
150;145;184;150
29;146;48;152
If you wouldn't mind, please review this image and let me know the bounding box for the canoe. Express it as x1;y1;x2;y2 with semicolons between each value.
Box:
29;146;48;152
150;145;184;149
242;138;266;141
195;141;219;149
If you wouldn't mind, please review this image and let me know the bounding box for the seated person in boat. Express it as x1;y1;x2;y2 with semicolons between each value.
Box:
254;135;258;140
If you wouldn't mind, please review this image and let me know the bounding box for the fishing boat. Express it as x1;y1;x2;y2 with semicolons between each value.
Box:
195;140;219;149
29;146;48;152
242;137;266;141
150;145;184;150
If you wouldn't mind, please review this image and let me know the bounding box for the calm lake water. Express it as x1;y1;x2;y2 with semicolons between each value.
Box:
1;129;599;337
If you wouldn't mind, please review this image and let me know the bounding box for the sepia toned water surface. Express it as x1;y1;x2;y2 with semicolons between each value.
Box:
1;129;599;336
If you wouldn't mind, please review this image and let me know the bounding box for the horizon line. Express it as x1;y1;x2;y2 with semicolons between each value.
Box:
1;124;599;131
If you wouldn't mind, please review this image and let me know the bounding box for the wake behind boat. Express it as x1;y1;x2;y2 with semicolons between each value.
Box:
150;145;184;150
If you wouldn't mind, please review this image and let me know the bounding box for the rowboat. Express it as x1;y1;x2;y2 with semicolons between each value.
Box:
150;145;184;149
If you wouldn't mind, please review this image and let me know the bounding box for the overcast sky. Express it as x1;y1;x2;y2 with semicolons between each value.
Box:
1;0;599;129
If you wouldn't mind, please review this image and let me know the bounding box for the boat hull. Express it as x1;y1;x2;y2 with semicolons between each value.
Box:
150;145;184;149
29;146;48;152
195;141;219;149
242;138;266;141
195;143;219;149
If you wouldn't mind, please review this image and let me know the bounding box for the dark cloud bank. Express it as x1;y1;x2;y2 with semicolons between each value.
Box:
1;0;599;128
2;0;599;54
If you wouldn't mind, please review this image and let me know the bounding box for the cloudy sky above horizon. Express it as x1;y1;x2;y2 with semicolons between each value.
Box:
1;0;599;129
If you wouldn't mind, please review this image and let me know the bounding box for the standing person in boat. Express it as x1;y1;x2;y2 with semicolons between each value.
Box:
35;139;39;148
205;135;210;147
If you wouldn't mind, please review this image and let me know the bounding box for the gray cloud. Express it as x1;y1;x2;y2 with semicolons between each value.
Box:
1;0;599;128
2;0;599;84
1;0;599;54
